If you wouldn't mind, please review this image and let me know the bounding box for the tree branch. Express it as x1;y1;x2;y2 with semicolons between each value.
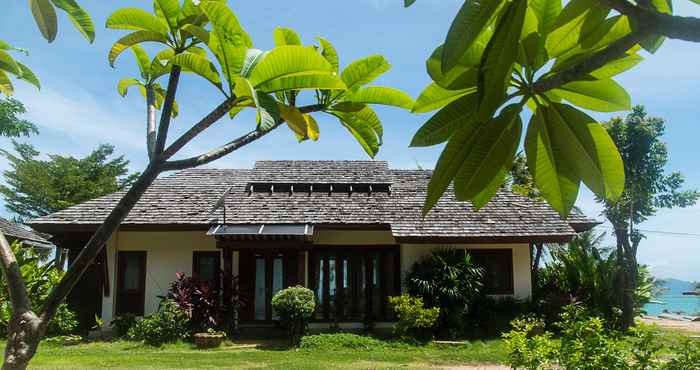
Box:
602;0;700;43
0;232;31;315
161;103;325;171
533;31;646;93
159;97;237;161
146;85;157;161
38;164;163;322
153;66;182;157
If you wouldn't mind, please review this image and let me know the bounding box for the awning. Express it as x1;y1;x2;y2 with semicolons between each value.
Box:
207;223;314;241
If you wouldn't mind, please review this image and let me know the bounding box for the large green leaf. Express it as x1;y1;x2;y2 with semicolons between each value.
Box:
16;62;40;90
30;0;58;42
257;74;345;93
343;86;413;109
332;107;383;158
106;8;170;36
546;0;609;58
199;1;250;48
50;0;95;42
0;50;21;76
590;53;643;79
248;46;334;88
171;53;222;88
274;27;302;46
542;103;624;201
525;106;581;217
453;104;522;201
239;49;266;79
341;55;390;90
205;34;246;88
412;83;474;113
153;0;180;31
423;116;485;214
552;16;632;70
0;71;14;96
117;78;142;97
442;0;503;72
130;45;152;80
530;0;561;38
427;47;480;90
108;31;169;67
410;93;478;147
554;79;631;112
317;37;339;73
470;161;509;209
477;0;526;121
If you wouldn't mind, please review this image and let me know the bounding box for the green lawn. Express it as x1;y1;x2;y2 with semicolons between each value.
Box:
22;339;507;370
9;324;695;369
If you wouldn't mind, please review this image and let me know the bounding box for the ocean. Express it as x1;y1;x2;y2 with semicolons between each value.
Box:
643;278;700;316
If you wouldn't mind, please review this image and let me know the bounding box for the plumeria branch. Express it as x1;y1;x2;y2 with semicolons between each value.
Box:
602;0;700;42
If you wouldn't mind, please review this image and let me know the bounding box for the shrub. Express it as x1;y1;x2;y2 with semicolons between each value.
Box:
0;242;77;336
502;316;557;370
388;294;440;342
110;313;137;337
556;304;628;370
166;272;220;333
405;248;483;338
299;333;386;351
127;300;189;346
271;286;315;346
463;296;532;338
662;339;700;370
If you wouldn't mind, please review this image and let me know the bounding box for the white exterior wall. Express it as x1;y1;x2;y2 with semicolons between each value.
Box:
101;231;221;327
400;243;532;300
99;229;532;327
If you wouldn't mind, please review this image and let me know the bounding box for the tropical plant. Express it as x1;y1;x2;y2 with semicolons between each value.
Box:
109;313;137;338
599;106;698;329
404;0;700;221
271;286;315;346
0;2;413;367
0;41;40;96
404;248;484;337
388;294;440;342
0;242;77;337
165;272;220;334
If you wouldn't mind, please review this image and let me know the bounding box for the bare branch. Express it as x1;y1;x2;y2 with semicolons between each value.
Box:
533;31;645;93
146;86;157;161
153;66;182;157
162;103;325;171
0;232;31;314
159;97;237;161
602;0;700;43
38;164;163;322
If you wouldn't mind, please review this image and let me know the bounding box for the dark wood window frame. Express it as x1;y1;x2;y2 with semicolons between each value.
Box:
466;248;514;295
115;251;147;316
309;246;400;323
192;250;221;288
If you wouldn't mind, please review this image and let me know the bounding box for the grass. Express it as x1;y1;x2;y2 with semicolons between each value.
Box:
9;325;696;369
18;338;507;370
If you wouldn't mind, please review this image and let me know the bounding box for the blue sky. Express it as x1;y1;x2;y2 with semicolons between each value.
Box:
1;1;699;280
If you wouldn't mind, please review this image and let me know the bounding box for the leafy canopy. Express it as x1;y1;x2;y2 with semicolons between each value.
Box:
0;142;139;220
0;97;38;138
107;0;413;157
406;0;655;217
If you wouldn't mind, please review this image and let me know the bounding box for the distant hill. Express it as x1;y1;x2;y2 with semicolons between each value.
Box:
659;278;697;294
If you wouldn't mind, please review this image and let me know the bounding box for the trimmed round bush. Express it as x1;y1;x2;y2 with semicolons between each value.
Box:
271;286;315;345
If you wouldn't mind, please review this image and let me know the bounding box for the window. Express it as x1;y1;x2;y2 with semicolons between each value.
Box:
116;251;146;316
310;247;399;322
467;249;514;295
192;251;220;286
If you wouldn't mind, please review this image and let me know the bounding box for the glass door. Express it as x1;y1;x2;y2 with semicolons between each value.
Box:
242;251;298;322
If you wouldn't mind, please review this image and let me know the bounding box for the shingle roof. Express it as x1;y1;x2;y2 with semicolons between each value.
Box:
0;217;52;247
27;161;596;242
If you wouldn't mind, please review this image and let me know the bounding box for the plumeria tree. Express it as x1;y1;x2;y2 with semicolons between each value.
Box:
0;1;412;369
405;0;700;218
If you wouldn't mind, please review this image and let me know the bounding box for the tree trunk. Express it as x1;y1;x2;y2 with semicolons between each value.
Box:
531;243;543;292
3;311;44;370
613;226;635;330
1;164;163;369
146;86;157;160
